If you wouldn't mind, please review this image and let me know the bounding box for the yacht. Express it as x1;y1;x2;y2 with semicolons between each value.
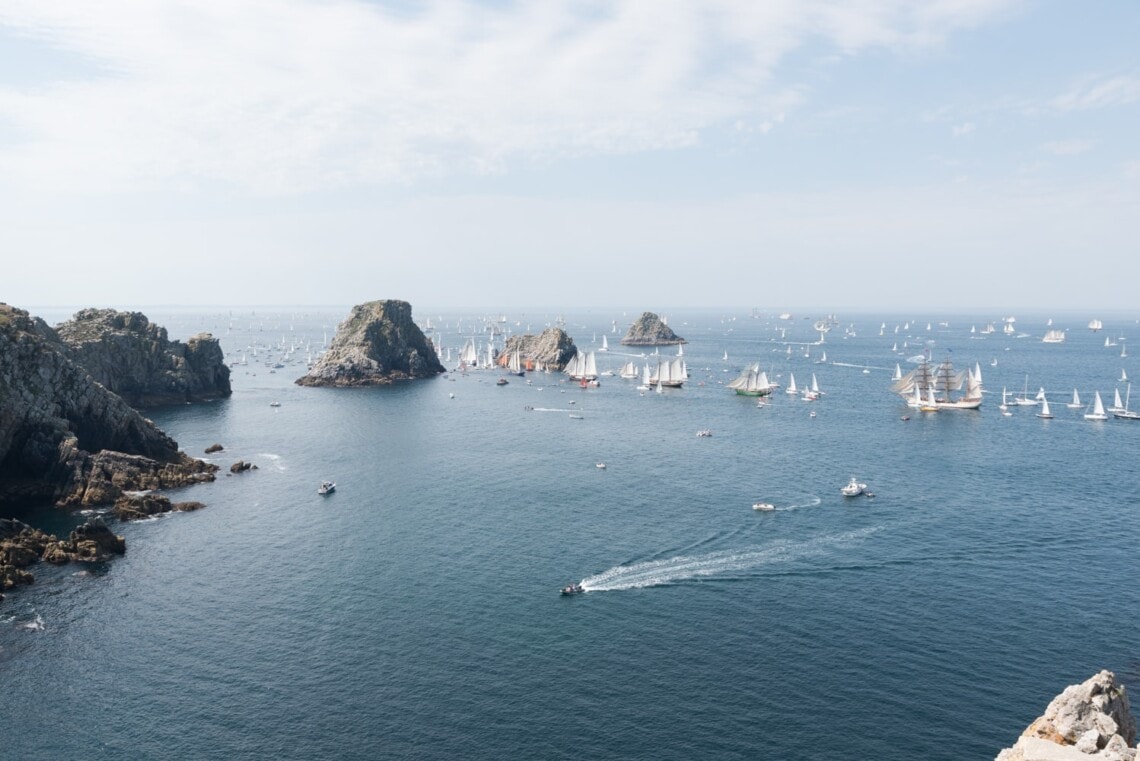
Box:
318;480;336;495
840;477;866;497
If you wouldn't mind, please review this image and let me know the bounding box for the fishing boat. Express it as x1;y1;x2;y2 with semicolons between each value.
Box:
891;356;983;410
727;363;772;397
560;583;584;596
1085;391;1108;421
840;477;866;497
1067;389;1082;409
318;480;336;495
752;502;776;511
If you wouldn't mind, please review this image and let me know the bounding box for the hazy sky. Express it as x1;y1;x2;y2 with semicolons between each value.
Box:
1;1;1137;312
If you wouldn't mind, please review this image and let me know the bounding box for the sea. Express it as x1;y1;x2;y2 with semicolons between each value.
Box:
2;306;1140;760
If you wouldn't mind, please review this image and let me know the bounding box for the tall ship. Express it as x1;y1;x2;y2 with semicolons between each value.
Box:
727;363;773;397
563;351;599;381
652;357;686;388
1042;329;1066;343
891;357;983;410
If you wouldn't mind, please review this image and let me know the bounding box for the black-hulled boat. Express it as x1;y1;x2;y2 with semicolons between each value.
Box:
560;583;584;596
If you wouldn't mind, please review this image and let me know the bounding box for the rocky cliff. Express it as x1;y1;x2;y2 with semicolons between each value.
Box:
296;300;445;387
996;671;1137;760
499;328;579;371
55;308;231;407
620;311;686;346
0;303;217;511
1;516;127;604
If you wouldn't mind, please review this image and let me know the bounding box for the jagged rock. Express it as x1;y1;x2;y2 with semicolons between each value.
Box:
55;308;231;407
296;300;444;387
499;328;579;371
66;518;126;560
996;671;1137;760
230;460;253;474
173;501;205;512
205;443;224;454
0;303;218;510
113;492;171;521
620;312;686;346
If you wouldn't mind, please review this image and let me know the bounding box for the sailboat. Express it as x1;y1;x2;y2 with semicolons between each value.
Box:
999;387;1009;412
1085;391;1108;421
637;364;651;391
785;373;798;395
817;351;827;364
1109;388;1126;413
618;361;639;379
891;356;983;410
1113;384;1140;420
803;373;822;401
600;335;608;352
892;364;902;381
1014;376;1039;406
1036;392;1053;419
459;339;479;369
1122;369;1129;382
1066;389;1082;409
564;352;599;381
1088;319;1103;331
723;350;729;361
727;363;772;397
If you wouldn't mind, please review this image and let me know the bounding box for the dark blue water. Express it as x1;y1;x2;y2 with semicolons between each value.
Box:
3;308;1140;760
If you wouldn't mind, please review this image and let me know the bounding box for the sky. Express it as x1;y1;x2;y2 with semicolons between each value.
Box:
1;1;1138;312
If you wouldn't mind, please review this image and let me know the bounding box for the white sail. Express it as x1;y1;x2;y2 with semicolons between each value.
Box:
1123;369;1129;382
1037;394;1053;418
1111;388;1125;412
786;373;798;394
1089;319;1103;331
1086;391;1107;420
1067;389;1081;408
893;363;902;381
601;335;608;351
584;352;598;379
508;349;522;374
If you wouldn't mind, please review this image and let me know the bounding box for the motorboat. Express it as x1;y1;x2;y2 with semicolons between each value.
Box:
695;429;713;437
269;401;281;407
560;583;585;596
840;477;866;497
595;463;607;470
318;480;336;495
496;377;509;386
752;502;776;511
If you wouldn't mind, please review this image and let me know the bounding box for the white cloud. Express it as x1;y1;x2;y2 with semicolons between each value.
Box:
0;0;1017;194
952;122;975;137
1052;74;1140;112
1041;139;1094;156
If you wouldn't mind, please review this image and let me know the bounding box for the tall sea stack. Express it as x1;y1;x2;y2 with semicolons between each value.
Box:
296;300;444;387
498;328;578;371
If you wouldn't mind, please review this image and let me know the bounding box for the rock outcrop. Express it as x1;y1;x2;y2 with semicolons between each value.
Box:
296;300;444;387
997;671;1137;760
620;312;686;346
499;328;579;371
112;493;205;521
0;303;218;510
55;308;231;407
2;516;127;601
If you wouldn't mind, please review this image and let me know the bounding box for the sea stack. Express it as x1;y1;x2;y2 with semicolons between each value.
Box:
498;328;578;371
296;300;444;387
55;308;231;406
995;670;1137;760
0;304;217;510
620;311;686;346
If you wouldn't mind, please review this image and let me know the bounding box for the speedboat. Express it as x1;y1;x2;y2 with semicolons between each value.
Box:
318;480;336;495
840;477;866;497
560;583;584;596
752;502;775;511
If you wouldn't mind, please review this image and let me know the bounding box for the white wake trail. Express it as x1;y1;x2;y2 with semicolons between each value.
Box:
579;527;880;592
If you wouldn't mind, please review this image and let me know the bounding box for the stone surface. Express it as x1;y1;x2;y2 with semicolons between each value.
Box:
620;311;686;346
0;516;128;597
296;300;444;387
996;671;1137;761
205;443;224;454
55;308;231;407
498;328;579;371
0;303;218;510
230;460;254;474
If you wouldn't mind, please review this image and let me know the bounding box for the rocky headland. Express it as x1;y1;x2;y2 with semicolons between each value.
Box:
296;300;444;387
996;671;1137;760
499;327;579;371
620;311;686;346
55;308;231;407
0;303;217;512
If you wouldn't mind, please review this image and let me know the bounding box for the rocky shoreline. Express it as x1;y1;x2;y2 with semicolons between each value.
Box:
997;671;1137;760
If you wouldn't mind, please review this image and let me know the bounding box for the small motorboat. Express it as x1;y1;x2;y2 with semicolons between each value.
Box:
695;429;713;437
560;583;584;596
496;377;509;386
318;480;336;495
269;401;281;407
752;502;776;511
596;463;606;470
840;477;866;497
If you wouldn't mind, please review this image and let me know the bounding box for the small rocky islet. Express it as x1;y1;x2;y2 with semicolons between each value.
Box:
497;327;579;371
620;311;686;346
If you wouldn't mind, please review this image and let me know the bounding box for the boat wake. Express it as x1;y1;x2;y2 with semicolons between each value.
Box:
777;496;823;512
258;453;287;471
579;527;881;592
530;407;575;413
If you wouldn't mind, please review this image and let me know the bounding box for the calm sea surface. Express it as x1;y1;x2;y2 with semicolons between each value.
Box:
3;307;1140;760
